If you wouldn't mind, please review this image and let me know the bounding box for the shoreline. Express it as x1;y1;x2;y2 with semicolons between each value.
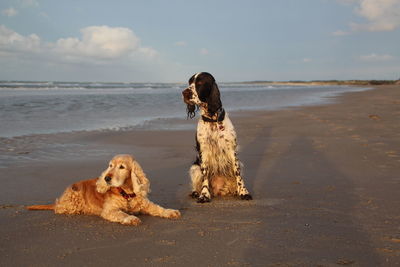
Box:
0;85;373;169
0;83;372;139
1;85;400;266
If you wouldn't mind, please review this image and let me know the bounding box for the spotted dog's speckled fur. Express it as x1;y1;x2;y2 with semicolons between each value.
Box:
182;72;252;203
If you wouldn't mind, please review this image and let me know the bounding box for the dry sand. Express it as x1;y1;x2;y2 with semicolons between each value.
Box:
1;85;399;266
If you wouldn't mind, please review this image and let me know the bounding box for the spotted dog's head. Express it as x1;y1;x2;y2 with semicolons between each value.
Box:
182;72;222;118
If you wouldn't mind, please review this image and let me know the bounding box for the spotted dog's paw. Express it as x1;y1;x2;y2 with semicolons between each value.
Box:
190;191;200;199
240;194;252;200
197;195;211;203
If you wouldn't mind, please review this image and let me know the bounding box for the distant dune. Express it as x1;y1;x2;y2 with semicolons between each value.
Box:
242;80;399;86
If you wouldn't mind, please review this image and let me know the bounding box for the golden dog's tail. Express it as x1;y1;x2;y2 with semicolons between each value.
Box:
26;204;55;210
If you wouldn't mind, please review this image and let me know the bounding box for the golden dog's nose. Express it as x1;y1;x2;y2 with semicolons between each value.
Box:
105;176;112;183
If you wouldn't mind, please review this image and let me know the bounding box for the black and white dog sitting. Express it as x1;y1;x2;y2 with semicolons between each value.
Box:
182;72;252;203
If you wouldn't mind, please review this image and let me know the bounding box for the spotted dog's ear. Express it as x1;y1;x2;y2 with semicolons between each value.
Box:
188;73;196;84
130;159;150;197
186;104;196;119
186;73;198;118
207;82;222;115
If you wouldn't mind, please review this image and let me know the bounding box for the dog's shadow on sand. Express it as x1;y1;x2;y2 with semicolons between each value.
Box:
239;130;382;265
238;125;272;193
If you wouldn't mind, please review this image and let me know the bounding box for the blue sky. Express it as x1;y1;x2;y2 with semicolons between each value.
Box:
0;0;399;82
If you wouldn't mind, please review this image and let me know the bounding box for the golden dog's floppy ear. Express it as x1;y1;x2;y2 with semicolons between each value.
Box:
130;158;150;197
96;166;111;194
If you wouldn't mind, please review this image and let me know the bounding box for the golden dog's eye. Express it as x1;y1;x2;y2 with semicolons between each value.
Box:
109;164;113;168
119;165;125;169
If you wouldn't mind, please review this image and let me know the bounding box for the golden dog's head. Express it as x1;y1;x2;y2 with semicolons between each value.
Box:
96;154;150;197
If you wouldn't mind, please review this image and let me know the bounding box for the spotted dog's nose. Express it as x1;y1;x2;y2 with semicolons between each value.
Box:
182;88;193;104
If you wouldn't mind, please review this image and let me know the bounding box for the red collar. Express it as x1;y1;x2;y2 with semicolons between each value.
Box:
117;188;136;200
201;108;225;123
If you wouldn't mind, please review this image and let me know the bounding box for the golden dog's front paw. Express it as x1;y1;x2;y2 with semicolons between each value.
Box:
122;215;141;226
164;209;181;219
95;178;110;194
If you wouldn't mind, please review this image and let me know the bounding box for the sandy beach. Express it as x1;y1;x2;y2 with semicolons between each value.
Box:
1;85;399;266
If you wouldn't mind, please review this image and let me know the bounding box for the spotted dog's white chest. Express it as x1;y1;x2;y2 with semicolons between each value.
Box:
196;116;237;177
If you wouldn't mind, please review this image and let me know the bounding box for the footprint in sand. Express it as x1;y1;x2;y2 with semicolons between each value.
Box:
368;114;381;121
386;151;399;158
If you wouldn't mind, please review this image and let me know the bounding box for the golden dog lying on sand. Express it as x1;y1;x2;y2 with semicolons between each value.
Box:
27;154;181;225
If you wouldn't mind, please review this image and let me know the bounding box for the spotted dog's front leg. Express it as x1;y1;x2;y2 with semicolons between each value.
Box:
191;132;212;203
234;157;252;200
198;170;211;203
189;164;202;199
189;163;211;203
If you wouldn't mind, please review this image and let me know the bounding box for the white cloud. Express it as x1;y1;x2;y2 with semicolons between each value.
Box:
359;53;394;61
0;7;192;78
0;25;157;62
0;25;41;53
200;48;209;55
332;30;350;36
174;41;187;47
53;26;157;61
337;0;358;4
18;0;39;8
2;7;18;17
338;0;400;32
0;25;187;82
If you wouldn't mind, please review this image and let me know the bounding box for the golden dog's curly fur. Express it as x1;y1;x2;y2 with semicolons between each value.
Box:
27;154;180;225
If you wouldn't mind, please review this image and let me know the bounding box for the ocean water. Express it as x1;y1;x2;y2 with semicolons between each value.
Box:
0;81;370;138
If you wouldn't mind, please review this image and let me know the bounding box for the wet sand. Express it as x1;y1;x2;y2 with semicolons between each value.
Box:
1;85;399;266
